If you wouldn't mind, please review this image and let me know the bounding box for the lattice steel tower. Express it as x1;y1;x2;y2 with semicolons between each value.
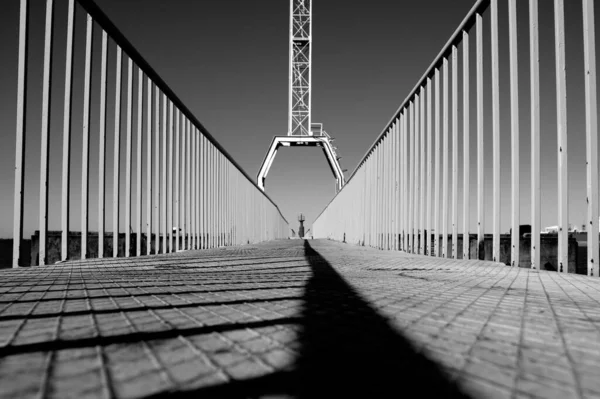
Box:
289;0;312;136
257;0;345;191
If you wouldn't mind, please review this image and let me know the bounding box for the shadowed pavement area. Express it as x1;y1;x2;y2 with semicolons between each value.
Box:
1;239;599;398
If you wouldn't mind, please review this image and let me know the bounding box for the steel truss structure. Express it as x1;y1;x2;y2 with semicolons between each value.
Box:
257;0;345;192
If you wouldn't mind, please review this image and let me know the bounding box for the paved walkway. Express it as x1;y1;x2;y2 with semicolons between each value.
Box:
1;239;600;398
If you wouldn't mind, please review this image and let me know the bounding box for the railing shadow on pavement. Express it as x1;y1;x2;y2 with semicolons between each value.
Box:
163;240;472;398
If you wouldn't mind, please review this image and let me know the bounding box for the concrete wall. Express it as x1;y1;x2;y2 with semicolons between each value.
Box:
29;231;192;266
0;239;30;268
388;233;579;273
18;230;581;273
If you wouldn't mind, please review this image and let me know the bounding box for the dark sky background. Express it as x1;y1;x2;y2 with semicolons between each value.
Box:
0;0;597;238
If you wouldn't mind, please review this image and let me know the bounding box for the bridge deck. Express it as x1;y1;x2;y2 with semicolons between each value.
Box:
1;239;599;398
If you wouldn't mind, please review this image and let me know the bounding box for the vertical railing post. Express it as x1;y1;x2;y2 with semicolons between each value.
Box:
394;120;399;250
583;0;599;277
182;118;186;249
380;137;384;248
125;57;133;258
369;149;377;247
463;32;470;260
395;121;398;249
477;13;484;260
136;68;143;257
231;162;234;244
198;131;202;247
175;110;180;251
231;160;235;246
390;129;394;250
198;127;202;248
209;144;214;247
409;102;415;253
420;88;425;255
13;0;29;268
384;134;389;249
192;127;197;249
377;144;381;249
217;151;221;246
372;145;376;246
61;0;75;262
389;131;393;250
202;135;207;248
225;155;228;245
39;0;54;266
112;47;122;257
199;129;203;248
223;154;226;245
377;144;385;249
213;144;217;247
415;97;421;253
162;94;167;253
366;155;370;246
530;0;540;269
426;78;432;256
389;124;394;249
199;131;202;246
210;139;213;246
395;119;401;250
186;119;191;249
146;78;152;255
81;13;93;260
365;156;370;246
442;57;449;258
385;136;390;249
451;45;458;259
168;102;173;253
190;127;195;249
491;0;500;262
220;154;223;246
509;0;520;267
154;87;160;253
146;77;153;255
434;68;441;257
98;30;108;259
555;0;569;273
403;110;408;252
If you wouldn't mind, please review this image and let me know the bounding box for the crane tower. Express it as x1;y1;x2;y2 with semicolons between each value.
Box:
257;0;345;192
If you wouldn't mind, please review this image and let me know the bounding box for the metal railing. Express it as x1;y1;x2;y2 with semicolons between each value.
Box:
313;0;599;277
12;0;288;267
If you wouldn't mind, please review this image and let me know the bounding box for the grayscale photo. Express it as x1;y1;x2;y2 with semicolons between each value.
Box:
0;0;598;397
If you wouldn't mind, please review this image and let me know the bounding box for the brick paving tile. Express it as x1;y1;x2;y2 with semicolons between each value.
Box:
1;239;600;398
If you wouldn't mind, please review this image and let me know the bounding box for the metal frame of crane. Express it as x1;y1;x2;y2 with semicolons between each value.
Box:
257;0;345;192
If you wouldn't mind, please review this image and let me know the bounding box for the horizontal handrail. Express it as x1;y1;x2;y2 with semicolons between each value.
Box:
315;0;490;223
77;0;286;222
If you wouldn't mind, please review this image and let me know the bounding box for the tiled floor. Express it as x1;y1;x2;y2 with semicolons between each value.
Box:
0;239;599;398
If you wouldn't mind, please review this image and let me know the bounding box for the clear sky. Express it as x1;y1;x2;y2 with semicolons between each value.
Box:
0;0;597;238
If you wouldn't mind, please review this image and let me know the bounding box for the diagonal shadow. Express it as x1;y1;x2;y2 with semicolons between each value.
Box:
0;317;301;357
165;240;471;398
0;282;307;300
293;240;470;398
0;295;303;322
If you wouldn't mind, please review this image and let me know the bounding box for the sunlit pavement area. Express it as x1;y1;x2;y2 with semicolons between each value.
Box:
1;239;600;398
